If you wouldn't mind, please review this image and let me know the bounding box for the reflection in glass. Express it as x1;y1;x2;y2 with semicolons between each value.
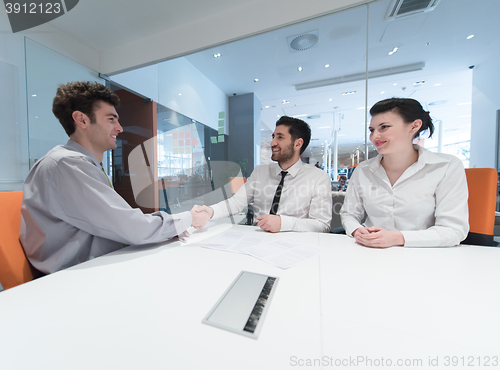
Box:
25;38;103;169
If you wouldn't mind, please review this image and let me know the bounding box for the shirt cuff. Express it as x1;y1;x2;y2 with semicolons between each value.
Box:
401;230;441;247
343;220;363;237
173;211;192;236
279;215;293;231
211;203;224;219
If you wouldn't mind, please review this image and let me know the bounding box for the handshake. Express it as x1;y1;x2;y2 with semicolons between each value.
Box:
189;204;282;233
189;205;214;230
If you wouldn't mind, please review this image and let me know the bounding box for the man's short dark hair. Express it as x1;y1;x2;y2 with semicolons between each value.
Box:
52;81;120;136
276;116;311;155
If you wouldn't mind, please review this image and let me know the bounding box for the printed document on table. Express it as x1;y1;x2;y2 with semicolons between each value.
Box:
244;236;330;269
202;230;330;269
203;229;268;254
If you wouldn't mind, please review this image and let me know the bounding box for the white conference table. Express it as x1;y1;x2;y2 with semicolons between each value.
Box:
0;224;499;370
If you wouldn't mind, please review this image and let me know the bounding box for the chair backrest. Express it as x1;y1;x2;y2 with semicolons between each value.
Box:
462;168;498;246
229;177;247;193
0;191;34;290
330;191;346;232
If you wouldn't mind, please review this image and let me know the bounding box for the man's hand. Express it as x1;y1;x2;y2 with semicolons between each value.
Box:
256;214;281;233
191;205;214;219
354;226;404;248
178;230;190;240
190;205;212;229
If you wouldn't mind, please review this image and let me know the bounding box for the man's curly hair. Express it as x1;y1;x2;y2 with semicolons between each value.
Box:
52;81;120;136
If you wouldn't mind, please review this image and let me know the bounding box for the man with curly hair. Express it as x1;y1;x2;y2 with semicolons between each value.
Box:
20;81;210;274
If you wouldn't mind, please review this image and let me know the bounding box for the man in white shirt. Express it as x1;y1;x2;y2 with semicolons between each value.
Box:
20;81;210;274
195;116;332;233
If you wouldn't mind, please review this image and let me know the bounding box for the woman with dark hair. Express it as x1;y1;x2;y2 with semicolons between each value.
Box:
340;98;469;248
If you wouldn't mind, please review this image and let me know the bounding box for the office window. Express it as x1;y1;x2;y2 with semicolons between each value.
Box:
113;0;500;177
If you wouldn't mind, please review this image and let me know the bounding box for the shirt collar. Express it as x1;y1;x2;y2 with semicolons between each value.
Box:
65;140;101;168
369;144;448;173
414;144;449;165
273;158;303;177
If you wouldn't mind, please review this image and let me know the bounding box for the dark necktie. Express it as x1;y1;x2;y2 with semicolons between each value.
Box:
269;171;288;215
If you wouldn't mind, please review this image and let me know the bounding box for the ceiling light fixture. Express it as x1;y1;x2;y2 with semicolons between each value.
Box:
295;62;425;91
265;106;270;108
434;83;441;86
297;67;303;72
32;94;36;97
213;53;221;58
254;78;259;82
341;91;356;96
413;81;425;86
381;91;385;94
178;93;182;96
282;100;290;104
388;47;399;56
428;100;447;106
467;35;474;39
393;83;397;86
329;98;332;101
325;64;330;68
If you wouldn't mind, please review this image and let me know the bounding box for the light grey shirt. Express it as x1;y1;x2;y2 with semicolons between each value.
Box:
211;159;332;232
20;140;192;274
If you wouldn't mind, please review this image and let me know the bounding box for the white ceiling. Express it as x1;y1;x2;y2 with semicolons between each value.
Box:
47;0;256;52
182;0;500;158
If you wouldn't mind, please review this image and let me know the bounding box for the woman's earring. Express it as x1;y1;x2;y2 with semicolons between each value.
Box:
411;130;414;134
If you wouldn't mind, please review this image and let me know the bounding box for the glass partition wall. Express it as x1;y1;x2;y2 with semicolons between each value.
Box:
25;38;104;169
111;0;500;212
1;0;498;208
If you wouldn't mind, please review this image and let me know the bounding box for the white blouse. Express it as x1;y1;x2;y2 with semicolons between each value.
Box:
340;145;469;247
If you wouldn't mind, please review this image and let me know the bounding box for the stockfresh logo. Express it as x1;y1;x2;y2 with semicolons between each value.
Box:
4;0;79;33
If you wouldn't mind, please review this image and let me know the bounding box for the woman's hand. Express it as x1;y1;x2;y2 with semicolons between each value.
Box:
354;226;404;248
352;227;370;241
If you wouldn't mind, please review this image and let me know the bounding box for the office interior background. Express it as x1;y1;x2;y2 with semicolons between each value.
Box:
1;0;499;213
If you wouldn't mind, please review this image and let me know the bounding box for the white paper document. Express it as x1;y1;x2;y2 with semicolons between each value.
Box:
203;229;268;254
202;229;330;269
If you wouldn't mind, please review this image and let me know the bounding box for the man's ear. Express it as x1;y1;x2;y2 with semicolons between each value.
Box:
294;137;304;151
72;111;88;131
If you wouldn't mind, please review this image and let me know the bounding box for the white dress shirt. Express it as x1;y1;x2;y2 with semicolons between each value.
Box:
340;145;469;247
20;140;192;274
211;159;332;232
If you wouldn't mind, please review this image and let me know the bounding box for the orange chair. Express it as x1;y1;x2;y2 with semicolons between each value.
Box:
462;168;498;246
0;191;35;290
229;177;247;193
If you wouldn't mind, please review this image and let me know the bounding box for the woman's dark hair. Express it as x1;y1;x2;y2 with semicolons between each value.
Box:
369;98;434;139
52;81;120;136
276;116;311;155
